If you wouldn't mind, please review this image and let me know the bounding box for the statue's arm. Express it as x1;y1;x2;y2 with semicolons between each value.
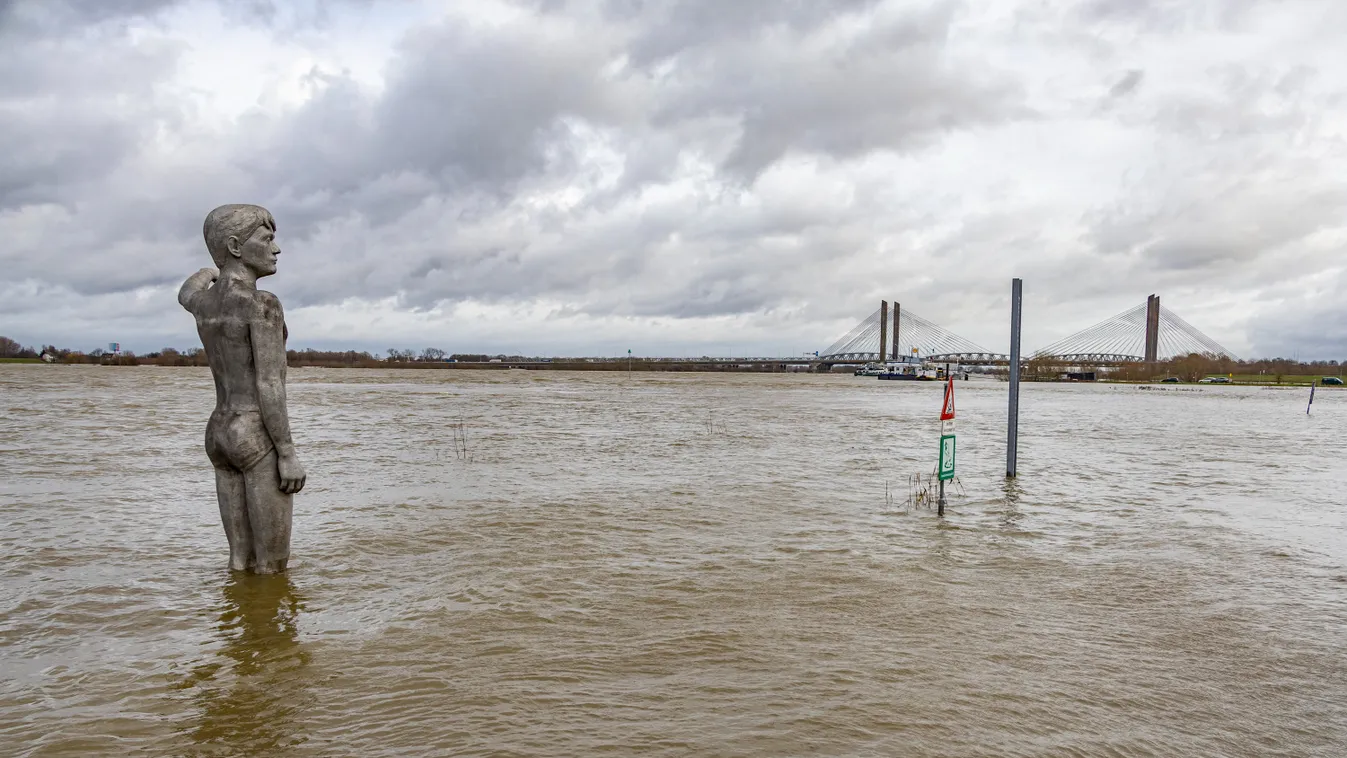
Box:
251;291;306;494
177;267;218;312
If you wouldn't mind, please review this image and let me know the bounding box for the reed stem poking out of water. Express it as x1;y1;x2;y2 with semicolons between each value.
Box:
901;472;963;511
452;417;474;463
703;411;727;436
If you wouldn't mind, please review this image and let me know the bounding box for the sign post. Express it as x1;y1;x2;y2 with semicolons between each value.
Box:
937;376;956;516
1007;278;1022;478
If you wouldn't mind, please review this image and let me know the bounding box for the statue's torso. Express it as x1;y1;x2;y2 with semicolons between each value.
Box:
194;283;264;412
193;283;288;471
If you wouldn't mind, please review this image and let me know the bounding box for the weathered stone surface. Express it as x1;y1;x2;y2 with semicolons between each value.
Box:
179;204;305;574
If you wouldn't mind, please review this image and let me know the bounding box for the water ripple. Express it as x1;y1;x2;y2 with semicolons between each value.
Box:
1;366;1345;756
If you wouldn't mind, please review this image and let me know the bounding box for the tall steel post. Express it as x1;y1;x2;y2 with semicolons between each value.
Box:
879;300;888;363
892;302;900;361
1007;278;1022;478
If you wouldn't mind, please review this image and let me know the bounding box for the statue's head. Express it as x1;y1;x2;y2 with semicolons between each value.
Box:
203;204;280;278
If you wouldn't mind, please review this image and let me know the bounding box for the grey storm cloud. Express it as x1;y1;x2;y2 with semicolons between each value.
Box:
1108;69;1144;98
0;2;181;211
252;0;1016;202
0;0;181;28
1087;155;1347;275
601;0;882;64
194;0;1025;313
2;0;1347;358
254;17;626;207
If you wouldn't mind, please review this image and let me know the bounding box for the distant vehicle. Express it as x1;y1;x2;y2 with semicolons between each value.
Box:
1197;376;1230;384
1160;377;1180;383
1323;376;1344;386
854;363;884;376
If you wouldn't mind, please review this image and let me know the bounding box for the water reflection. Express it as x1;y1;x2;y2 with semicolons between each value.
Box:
177;572;311;756
999;478;1025;529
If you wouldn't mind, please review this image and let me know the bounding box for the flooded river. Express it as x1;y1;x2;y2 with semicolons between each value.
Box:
2;366;1345;756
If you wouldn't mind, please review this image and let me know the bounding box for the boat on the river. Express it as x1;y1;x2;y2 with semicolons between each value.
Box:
878;364;936;381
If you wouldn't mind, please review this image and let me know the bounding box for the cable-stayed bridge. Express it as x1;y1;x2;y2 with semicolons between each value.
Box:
817;295;1237;368
820;301;1006;365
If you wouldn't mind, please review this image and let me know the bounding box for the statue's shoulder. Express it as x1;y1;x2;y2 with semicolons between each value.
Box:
252;289;285;323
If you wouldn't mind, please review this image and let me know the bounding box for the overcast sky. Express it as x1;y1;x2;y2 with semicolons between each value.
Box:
2;0;1345;359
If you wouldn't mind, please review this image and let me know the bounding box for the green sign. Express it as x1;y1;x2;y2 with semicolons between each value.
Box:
938;434;956;481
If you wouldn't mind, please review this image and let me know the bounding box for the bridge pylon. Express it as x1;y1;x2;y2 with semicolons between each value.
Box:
1144;294;1160;363
879;300;888;363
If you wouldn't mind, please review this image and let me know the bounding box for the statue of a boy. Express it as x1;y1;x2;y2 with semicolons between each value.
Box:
179;204;306;574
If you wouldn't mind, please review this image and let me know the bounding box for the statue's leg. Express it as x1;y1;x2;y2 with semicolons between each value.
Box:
214;467;255;572
243;449;293;574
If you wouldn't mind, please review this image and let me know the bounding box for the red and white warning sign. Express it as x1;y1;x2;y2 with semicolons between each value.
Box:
940;377;956;421
938;376;957;481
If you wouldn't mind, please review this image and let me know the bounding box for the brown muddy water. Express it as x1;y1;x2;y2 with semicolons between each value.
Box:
1;365;1345;757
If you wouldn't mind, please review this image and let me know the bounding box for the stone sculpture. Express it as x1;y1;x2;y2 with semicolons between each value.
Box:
179;204;305;574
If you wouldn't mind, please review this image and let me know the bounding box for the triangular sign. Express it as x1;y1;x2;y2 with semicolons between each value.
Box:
940;377;956;420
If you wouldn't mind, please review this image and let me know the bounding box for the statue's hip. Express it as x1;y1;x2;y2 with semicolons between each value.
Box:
205;409;273;471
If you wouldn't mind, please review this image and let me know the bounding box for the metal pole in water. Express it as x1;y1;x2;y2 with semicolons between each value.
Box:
938;479;946;517
1007;278;1022;478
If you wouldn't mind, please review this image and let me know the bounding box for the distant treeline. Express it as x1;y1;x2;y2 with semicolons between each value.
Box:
4;336;1342;379
1021;353;1344;383
0;338;211;366
1;338;571;368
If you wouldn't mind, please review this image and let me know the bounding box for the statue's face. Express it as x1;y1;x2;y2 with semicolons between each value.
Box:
236;224;280;278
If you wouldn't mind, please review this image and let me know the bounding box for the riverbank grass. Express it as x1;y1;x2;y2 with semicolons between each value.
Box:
1227;374;1341;386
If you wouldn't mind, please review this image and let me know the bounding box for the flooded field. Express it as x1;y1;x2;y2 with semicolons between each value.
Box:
2;366;1345;756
